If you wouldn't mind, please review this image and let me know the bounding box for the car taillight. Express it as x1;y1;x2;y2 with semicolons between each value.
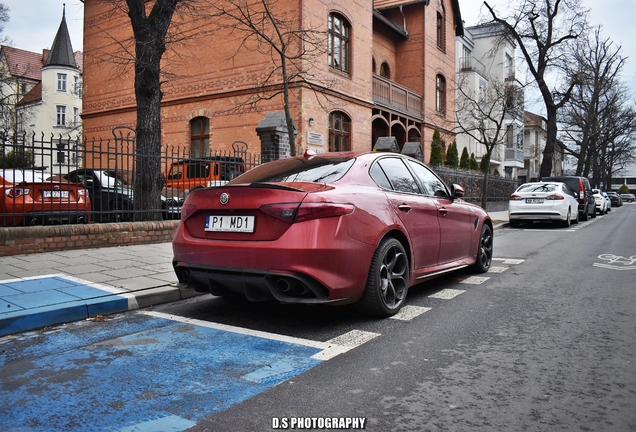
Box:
546;194;564;200
181;203;197;220
510;194;523;200
260;202;354;223
295;203;355;222
579;179;585;199
6;188;30;198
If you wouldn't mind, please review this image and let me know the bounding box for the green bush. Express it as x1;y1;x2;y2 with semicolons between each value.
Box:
459;147;470;169
617;184;631;194
429;129;445;166
0;149;35;168
445;141;459;168
469;153;479;170
479;153;490;173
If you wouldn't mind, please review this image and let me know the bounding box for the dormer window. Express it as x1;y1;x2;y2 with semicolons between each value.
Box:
57;73;67;91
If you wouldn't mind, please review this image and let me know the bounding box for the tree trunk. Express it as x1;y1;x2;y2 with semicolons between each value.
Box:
125;0;180;220
539;105;559;179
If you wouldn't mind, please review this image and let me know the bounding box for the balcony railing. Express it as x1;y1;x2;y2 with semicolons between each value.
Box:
505;148;525;162
458;56;486;77
372;74;423;118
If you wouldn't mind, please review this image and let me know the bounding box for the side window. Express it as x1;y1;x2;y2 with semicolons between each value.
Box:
328;111;351;152
188;163;210;179
436;75;446;114
190;117;210;158
406;160;449;197
376;158;420;194
328;13;351;74
369;163;392;190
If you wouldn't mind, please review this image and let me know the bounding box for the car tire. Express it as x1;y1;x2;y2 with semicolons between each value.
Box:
562;208;572;228
581;206;589;221
357;237;409;317
591;206;596;218
471;224;493;273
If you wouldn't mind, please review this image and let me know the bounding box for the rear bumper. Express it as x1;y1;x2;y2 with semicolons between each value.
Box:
172;219;376;304
509;210;567;221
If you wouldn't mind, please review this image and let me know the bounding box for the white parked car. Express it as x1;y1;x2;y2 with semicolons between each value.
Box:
509;182;580;228
592;189;610;214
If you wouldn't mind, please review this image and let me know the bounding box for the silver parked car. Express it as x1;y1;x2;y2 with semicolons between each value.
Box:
509;182;580;228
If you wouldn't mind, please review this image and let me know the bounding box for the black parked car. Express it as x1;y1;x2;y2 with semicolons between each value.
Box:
66;169;183;222
606;191;623;207
542;176;596;221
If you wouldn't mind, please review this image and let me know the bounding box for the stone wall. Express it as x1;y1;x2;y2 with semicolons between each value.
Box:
0;221;180;257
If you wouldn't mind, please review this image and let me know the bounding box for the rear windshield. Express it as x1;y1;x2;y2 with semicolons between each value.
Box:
517;183;560;193
230;156;355;184
1;169;51;183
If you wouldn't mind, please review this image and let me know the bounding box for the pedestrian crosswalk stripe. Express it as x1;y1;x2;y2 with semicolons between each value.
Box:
390;305;431;321
429;289;465;299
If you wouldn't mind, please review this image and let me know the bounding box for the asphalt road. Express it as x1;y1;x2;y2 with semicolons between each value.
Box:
1;204;635;431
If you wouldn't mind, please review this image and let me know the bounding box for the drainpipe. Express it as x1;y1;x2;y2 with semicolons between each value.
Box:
399;5;408;36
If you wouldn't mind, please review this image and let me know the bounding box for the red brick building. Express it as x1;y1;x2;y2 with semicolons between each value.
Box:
81;0;462;162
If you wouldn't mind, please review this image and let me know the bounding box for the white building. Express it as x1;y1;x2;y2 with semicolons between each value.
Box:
13;8;83;174
455;23;525;179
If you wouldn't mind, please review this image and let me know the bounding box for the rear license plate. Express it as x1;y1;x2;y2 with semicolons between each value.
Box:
43;190;70;198
205;215;255;232
526;198;544;204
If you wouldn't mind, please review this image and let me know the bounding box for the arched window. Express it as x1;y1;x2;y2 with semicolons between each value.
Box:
328;13;350;74
190;117;210;157
436;11;445;51
436;75;446;115
329;111;351;152
380;62;390;78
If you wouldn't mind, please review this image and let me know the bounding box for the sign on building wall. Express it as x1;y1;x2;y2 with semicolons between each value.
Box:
307;132;324;146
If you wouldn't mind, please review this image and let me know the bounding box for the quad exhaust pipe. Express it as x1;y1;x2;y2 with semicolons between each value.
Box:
275;278;310;296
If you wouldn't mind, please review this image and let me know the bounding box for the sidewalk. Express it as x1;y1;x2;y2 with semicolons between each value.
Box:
0;211;509;337
0;243;196;337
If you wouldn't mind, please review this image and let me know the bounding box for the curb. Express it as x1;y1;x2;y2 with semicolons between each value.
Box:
0;285;201;337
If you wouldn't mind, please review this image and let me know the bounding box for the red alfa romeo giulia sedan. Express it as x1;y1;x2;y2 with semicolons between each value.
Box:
172;151;493;317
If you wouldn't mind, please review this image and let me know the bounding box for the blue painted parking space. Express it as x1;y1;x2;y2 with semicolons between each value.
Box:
0;275;132;337
0;313;324;431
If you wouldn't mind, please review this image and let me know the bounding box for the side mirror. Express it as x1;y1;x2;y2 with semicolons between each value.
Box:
452;184;465;199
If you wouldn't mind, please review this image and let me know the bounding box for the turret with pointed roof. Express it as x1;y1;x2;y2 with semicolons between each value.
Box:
43;5;78;70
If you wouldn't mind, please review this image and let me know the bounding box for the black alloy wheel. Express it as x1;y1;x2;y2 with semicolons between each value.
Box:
471;224;493;273
357;237;409;317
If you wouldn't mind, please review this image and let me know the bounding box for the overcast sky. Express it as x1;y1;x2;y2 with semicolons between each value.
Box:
2;0;634;107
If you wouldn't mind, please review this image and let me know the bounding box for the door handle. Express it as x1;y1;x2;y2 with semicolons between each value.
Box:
398;204;412;213
438;207;449;216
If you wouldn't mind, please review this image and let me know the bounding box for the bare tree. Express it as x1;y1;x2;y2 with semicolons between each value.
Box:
0;2;9;45
484;0;588;179
559;28;636;187
210;0;330;156
456;73;525;208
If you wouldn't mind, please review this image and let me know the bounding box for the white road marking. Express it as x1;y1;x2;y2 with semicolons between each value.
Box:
493;258;525;265
487;266;508;274
461;276;490;285
429;289;466;299
142;311;379;362
390;305;431;321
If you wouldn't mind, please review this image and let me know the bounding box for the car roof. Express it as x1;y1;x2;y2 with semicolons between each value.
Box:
1;169;52;183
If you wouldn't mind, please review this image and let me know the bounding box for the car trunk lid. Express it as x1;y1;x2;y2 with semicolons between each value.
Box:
181;183;328;241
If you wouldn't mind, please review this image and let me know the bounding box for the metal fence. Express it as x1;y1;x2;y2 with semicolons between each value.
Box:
434;166;520;208
1;129;519;227
0;130;260;226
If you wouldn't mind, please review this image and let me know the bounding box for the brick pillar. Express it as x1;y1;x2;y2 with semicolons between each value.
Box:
256;112;296;163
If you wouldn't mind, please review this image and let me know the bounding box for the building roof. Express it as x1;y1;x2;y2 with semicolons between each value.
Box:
17;82;42;106
43;7;79;70
374;0;464;37
1;46;43;81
